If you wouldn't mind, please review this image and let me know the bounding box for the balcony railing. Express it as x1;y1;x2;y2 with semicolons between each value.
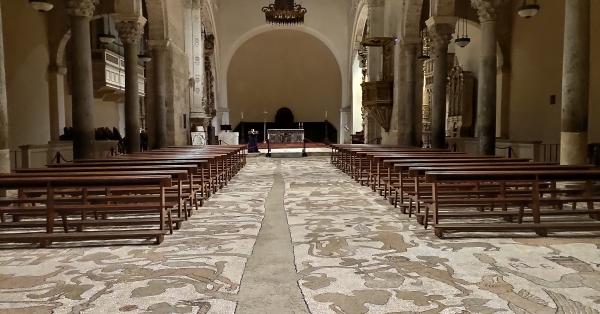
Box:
92;49;145;97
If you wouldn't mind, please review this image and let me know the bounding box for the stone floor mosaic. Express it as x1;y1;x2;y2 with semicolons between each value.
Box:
0;160;275;314
1;157;600;313
282;157;600;314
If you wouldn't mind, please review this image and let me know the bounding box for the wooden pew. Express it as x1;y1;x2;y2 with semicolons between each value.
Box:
0;175;172;246
425;169;600;237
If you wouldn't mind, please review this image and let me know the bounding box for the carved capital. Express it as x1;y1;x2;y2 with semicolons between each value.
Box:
66;0;97;18
427;23;454;56
116;16;147;44
470;0;507;22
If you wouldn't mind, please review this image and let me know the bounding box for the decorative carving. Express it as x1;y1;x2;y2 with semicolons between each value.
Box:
360;36;395;131
203;33;216;118
427;23;454;57
204;34;215;55
66;0;97;17
470;0;507;23
446;58;477;137
116;18;146;44
361;81;393;131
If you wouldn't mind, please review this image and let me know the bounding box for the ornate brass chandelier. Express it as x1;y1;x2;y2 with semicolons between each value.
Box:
262;0;307;25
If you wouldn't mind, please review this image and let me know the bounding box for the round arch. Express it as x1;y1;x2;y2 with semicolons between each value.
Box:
217;24;347;139
226;29;343;135
222;24;345;92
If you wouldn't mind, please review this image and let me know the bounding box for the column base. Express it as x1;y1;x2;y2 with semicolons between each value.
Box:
560;131;588;165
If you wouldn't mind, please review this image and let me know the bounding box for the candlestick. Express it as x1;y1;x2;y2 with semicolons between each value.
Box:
325;110;328;119
241;112;244;120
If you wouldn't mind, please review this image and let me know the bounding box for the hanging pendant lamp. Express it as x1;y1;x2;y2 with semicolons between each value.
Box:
518;0;540;18
262;0;307;25
30;0;53;12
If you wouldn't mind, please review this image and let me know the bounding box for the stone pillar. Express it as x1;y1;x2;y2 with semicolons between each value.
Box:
472;0;504;155
67;0;97;159
48;66;67;141
427;22;454;149
397;42;419;146
150;41;169;148
560;0;590;165
0;2;9;172
339;107;352;143
116;17;146;154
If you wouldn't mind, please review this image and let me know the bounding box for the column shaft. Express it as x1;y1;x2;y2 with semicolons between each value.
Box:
124;42;141;153
152;46;168;148
398;43;418;146
560;0;590;165
0;2;9;172
427;22;454;150
476;19;497;155
70;16;96;159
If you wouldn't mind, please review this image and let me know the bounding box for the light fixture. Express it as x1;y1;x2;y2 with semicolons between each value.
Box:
138;38;152;63
30;0;53;12
518;0;540;18
455;17;470;48
98;15;117;45
138;53;152;63
262;0;307;25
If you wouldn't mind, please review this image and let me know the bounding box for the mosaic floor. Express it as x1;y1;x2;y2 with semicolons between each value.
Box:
1;157;600;313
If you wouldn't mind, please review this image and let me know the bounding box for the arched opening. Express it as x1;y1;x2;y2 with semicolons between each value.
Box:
350;2;368;135
227;29;341;141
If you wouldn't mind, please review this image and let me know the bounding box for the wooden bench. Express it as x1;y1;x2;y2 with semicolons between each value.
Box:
0;175;173;246
425;170;600;238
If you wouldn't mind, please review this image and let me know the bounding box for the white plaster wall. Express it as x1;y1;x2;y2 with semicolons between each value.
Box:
227;30;341;129
2;0;51;149
215;0;352;136
352;54;364;133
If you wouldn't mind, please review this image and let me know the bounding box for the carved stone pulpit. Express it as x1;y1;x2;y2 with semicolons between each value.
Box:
361;37;395;132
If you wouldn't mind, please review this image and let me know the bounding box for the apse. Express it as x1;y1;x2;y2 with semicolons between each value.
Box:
227;29;342;131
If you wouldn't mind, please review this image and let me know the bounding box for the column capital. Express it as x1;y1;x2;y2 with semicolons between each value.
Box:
427;23;455;55
115;16;147;44
66;0;97;18
470;0;508;23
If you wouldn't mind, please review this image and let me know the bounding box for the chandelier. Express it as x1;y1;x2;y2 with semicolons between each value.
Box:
262;0;307;25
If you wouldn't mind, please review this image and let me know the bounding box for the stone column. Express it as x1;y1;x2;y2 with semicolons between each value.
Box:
116;17;146;154
150;41;169;148
560;0;590;165
472;0;504;155
67;0;97;159
339;107;352;143
48;66;67;141
397;42;419;146
427;22;454;149
0;2;9;172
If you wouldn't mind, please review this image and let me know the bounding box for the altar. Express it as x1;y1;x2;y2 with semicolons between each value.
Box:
267;129;304;143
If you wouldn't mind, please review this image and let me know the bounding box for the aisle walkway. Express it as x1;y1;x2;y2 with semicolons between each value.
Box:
0;157;599;313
